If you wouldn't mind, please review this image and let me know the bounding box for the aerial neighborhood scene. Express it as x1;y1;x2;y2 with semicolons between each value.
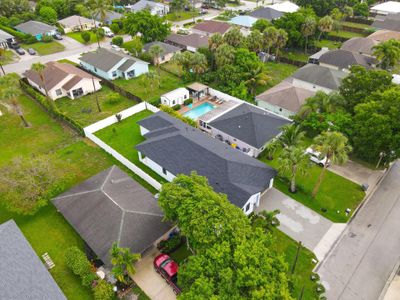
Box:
2;0;400;299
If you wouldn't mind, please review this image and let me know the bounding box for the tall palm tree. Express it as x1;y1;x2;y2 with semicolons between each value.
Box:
277;146;310;193
311;131;352;197
191;52;208;80
208;33;224;52
372;39;400;70
263;26;279;55
215;43;235;67
301;17;316;54
31;62;54;108
298;91;342;118
223;27;243;48
277;124;305;149
246;29;263;53
2;87;29;127
275;29;288;59
110;243;140;282
317;15;334;41
245;66;270;97
149;44;165;75
89;0;111;48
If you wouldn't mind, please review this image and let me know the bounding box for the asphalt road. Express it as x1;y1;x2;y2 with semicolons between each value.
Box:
317;161;400;300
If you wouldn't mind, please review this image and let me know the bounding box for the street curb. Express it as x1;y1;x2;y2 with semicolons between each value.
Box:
379;259;400;300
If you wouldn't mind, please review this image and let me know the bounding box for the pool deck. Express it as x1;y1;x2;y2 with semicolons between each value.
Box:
179;97;219;115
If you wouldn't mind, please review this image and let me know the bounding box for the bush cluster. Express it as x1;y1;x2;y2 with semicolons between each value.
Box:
158;234;183;254
65;247;97;287
160;104;197;127
183;98;193;106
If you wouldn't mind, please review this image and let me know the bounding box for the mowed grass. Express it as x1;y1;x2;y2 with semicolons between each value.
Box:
258;61;299;94
166;10;200;22
315;39;342;49
259;149;365;223
67;31;103;44
94;110;167;184
114;66;186;104
328;30;366;39
1;49;16;64
56;86;137;126
338;21;373;30
22;41;65;55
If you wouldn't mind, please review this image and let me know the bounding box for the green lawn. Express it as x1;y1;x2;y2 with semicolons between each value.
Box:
262;61;299;91
166;10;200;22
281;50;309;62
57;59;78;66
21;41;65;55
114;66;186;104
94;110;167;184
315;39;342;49
161;61;183;77
67;31;103;44
56;86;137;126
338;21;372;30
328;30;366;39
1;49;16;65
259;149;365;223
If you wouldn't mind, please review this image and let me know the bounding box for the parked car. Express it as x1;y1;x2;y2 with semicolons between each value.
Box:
15;48;25;55
305;147;330;167
153;254;181;295
102;26;114;37
200;9;208;14
111;44;121;51
53;33;63;40
27;48;36;55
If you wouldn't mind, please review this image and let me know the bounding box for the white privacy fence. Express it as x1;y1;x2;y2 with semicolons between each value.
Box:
84;102;162;190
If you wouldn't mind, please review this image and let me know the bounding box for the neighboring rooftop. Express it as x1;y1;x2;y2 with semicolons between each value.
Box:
256;81;315;113
368;29;400;41
340;37;379;56
0;220;66;300
161;87;188;99
58;15;98;27
23;61;95;91
372;13;400;31
208;103;290;148
79;48;147;72
15;20;56;35
250;7;284;20
96;11;123;22
166;33;209;49
53;166;171;266
268;1;299;13
0;29;13;42
309;47;330;61
371;1;400;14
127;0;167;11
230;15;258;28
193;20;231;34
290;64;347;90
143;41;181;54
136;112;276;208
319;49;376;69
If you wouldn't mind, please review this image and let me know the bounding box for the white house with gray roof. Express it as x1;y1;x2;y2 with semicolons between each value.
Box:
0;220;66;300
79;48;149;80
143;41;181;64
15;20;57;41
136;112;276;215
126;0;169;16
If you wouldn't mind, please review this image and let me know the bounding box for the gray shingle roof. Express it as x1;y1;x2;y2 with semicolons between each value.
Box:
79;48;146;72
166;33;209;49
128;0;167;11
372;13;400;31
143;41;181;54
15;20;56;36
0;220;66;300
58;15;95;28
319;49;376;69
208;103;290;148
193;20;231;34
0;29;13;42
53;166;170;266
96;11;123;22
291;64;347;90
136;112;276;208
340;37;379;56
250;7;284;20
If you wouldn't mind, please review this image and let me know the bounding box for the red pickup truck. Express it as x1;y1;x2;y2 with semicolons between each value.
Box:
153;254;181;295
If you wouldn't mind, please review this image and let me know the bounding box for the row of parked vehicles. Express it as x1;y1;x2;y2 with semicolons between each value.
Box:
7;33;62;56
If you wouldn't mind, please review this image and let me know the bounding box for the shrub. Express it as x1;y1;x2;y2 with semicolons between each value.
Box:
172;104;181;111
24;35;38;44
160;104;197;127
81;31;91;43
42;35;54;43
105;92;121;105
96;27;105;39
183;98;192;106
110;23;120;34
111;36;123;46
93;280;114;300
158;235;183;254
138;52;152;63
65;246;97;287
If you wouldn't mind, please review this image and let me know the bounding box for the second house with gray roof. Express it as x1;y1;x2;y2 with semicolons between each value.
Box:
79;48;149;80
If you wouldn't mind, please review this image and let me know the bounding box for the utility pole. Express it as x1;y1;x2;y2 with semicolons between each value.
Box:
291;241;302;274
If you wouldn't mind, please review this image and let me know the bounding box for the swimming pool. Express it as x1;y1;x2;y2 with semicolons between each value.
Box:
183;102;215;120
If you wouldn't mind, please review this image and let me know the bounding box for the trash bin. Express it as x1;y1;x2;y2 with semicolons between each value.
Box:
361;183;369;191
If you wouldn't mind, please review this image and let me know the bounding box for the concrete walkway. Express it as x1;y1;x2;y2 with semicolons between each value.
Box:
258;188;345;260
133;247;176;300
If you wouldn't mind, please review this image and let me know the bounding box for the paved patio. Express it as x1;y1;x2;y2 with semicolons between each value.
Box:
258;188;346;260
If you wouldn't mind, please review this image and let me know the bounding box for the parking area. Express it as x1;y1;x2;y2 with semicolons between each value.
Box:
133;247;177;300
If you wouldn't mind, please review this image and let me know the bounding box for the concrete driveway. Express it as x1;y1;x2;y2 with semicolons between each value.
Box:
317;161;400;300
258;188;346;260
133;247;176;300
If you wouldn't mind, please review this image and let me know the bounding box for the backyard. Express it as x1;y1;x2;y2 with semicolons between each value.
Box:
258;61;299;94
166;10;200;22
21;41;65;55
114;66;186;104
55;86;137;126
94;110;167;184
328;29;366;39
314;39;342;49
67;31;103;44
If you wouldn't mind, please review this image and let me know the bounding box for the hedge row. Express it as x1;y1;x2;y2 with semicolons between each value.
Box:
160;104;197;127
0;24;28;41
19;79;85;136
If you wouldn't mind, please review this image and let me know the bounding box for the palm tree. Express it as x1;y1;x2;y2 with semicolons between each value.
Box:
264;139;279;160
263;26;279;55
0;48;6;75
298;91;342;118
223;27;244;48
110;242;140;283
31;62;54;108
311;131;352;197
245;66;270;97
215;43;235;67
250;209;280;232
301;17;316;54
277;146;310;193
275;29;288;59
2;87;29;127
209;33;224;52
89;0;111;48
246;29;263;53
317;16;334;41
372;39;400;70
149;44;165;75
191;52;208;80
277;124;305;149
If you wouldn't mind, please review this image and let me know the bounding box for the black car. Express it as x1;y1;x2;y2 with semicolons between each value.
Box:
27;48;36;55
53;34;63;40
16;48;25;55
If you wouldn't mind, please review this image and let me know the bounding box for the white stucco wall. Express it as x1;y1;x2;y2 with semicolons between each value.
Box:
138;153;176;182
256;100;295;119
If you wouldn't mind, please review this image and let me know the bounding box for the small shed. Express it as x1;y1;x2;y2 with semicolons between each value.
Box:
160;87;189;107
186;82;209;101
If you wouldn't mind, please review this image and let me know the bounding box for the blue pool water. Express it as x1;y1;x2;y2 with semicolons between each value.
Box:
184;102;215;120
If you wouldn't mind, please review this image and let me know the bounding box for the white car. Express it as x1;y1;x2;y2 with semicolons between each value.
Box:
305;147;330;167
111;44;121;51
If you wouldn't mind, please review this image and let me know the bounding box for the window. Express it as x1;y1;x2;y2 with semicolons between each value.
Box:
72;87;84;98
94;67;97;72
112;71;117;77
55;89;62;96
162;167;167;175
245;203;250;212
184;94;187;99
127;70;135;78
172;100;175;105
